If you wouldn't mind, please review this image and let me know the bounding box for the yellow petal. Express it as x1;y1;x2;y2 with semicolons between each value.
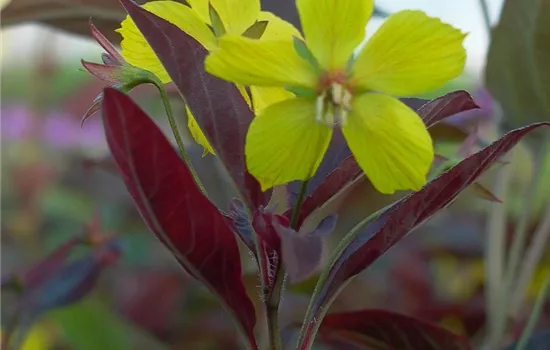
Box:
246;98;332;190
186;0;210;24
205;35;318;88
186;105;215;156
257;11;302;40
250;86;295;114
117;1;216;83
296;0;372;71
351;10;466;96
342;93;434;194
188;0;260;35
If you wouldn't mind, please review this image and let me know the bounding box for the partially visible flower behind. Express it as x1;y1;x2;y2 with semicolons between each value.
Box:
117;0;299;155
206;0;467;193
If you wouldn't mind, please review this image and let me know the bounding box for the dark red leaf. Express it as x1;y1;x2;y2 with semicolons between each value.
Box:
319;310;471;350
101;88;257;349
297;122;550;349
119;0;268;210
298;91;479;226
418;91;480;127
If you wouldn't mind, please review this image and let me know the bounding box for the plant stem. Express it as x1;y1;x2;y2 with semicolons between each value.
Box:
478;0;492;36
156;84;207;196
509;199;550;319
296;202;394;350
485;155;513;349
290;181;309;229
514;270;550;350
266;181;309;350
503;138;548;322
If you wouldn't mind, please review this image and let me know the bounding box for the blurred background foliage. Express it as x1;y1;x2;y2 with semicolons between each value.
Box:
1;0;549;349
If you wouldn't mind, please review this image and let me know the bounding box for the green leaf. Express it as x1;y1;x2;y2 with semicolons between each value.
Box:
485;0;550;129
292;36;320;71
50;298;168;350
208;3;225;37
242;20;268;39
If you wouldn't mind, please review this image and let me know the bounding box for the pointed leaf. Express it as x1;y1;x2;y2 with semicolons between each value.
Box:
101;88;257;349
81;61;122;85
319;310;471;350
89;20;124;64
297;122;550;349
418;91;480;127
470;183;502;203
119;0;268;210
242;20;268;39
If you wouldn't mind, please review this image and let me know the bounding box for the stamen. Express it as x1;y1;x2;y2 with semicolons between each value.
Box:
315;83;352;127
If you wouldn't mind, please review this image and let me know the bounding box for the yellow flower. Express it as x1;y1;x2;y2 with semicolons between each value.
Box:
117;0;297;156
205;0;466;193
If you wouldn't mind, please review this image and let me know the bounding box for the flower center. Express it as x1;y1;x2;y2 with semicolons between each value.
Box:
316;83;353;127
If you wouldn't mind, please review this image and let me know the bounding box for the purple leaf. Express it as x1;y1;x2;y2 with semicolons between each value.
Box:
119;0;268;211
275;215;337;284
101;88;258;349
418;91;480;127
297;122;550;349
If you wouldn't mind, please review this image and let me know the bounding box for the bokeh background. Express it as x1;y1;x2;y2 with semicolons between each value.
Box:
1;0;549;349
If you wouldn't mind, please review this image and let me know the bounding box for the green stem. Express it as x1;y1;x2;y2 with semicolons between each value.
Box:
478;0;492;36
503;137;548;322
290;181;309;229
485;157;513;350
266;181;309;350
296;202;394;350
156;84;207;196
514;270;550;350
509;199;550;319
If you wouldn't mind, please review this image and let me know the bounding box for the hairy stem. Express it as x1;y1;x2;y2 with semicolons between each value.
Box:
156;84;207;196
266;181;309;350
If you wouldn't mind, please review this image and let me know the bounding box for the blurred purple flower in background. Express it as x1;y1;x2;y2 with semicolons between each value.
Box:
447;87;500;127
1;104;107;152
1;106;34;140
